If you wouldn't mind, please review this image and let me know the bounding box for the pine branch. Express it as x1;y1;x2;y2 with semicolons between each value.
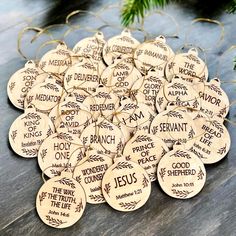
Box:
227;0;236;13
121;0;170;26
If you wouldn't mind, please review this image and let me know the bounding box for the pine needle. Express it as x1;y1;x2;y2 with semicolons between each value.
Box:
121;0;170;26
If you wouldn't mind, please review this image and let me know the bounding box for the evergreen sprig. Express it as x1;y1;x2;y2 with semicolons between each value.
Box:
121;0;170;26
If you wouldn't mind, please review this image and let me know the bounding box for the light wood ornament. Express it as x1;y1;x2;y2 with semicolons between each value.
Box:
36;171;86;228
102;159;151;211
80;118;124;157
102;29;140;65
82;84;120;120
196;78;229;118
186;115;231;164
134;35;174;75
38;132;85;178
101;57;143;96
7;60;46;110
24;76;65;112
157;143;206;199
9;106;55;158
165;48;208;82
156;76;201;112
150;104;197;148
73;149;113;204
123;130;169;181
64;58;100;93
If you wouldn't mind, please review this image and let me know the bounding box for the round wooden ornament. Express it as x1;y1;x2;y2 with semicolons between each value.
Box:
73;149;113;204
64;58;100;93
131;69;167;110
82;84;120;120
165;48;208;82
54;97;93;142
7;60;46;110
80;118;124;157
102;29;140;65
101;57;143;96
36;171;86;228
155;76;201;112
73;32;106;73
102;159;151;211
197;78;229;118
186;115;230;164
123;130;169;181
24;75;65;112
134;35;174;75
39;43;72;79
150;104;197;148
61;87;90;104
38;132;85;178
9;106;54;158
113;97;156;132
157;143;206;199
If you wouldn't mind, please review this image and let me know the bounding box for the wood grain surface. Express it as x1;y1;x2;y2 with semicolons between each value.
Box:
0;0;236;235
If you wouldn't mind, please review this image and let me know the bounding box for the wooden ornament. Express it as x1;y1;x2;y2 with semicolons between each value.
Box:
36;172;86;228
38;132;85;178
73;32;106;74
54;96;92;141
102;159;151;211
157;143;206;199
131;69;167;110
134;35;174;75
82;84;120;120
24;76;65;112
9;106;54;158
73;149;113;204
150;105;197;148
123;130;169;181
165;48;208;82
7;60;46;109
39;43;72;80
61;87;90;104
80;118;124;157
101;57;143;96
113;97;156;132
196;78;229;118
102;29;140;65
186;115;231;164
64;58;100;93
156;76;201;112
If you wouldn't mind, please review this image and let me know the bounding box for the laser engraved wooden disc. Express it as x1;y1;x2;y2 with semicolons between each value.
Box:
64;58;100;93
82;84;120;120
134;35;174;75
73;31;106;74
61;87;90;104
101;57;143;96
165;48;208;82
73;149;113;204
123;130;169;181
186;115;231;164
102;160;151;211
9;107;54;158
39;43;72;79
36;172;86;228
157;144;206;199
156;76;201;112
150;105;197;148
38;132;85;178
113;97;156;132
24;76;65;112
196;78;229;118
103;29;140;65
7;60;46;110
80;118;124;157
131;69;167;110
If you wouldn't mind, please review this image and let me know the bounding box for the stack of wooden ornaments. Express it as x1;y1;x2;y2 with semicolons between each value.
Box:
7;29;230;228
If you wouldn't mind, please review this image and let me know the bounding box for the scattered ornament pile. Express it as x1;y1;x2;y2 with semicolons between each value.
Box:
7;29;231;228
